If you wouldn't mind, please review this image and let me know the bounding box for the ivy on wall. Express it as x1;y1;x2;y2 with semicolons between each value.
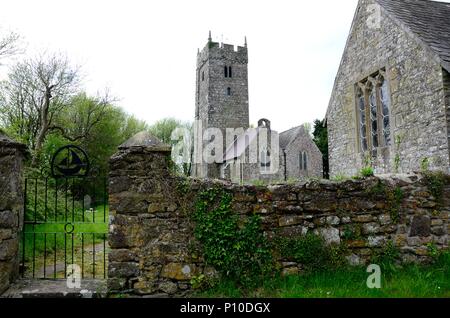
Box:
192;188;273;287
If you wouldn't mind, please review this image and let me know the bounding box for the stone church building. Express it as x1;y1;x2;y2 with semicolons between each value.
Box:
326;0;450;177
192;33;323;183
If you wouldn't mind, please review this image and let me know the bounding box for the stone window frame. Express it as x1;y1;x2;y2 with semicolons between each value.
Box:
224;66;233;78
299;151;308;171
226;87;232;96
260;148;271;173
303;151;308;171
355;69;392;155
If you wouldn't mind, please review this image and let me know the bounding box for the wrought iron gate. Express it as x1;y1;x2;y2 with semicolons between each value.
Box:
20;146;109;280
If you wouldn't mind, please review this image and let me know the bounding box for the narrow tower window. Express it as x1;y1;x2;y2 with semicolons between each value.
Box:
228;66;232;78
202;71;204;81
227;87;231;96
224;66;228;78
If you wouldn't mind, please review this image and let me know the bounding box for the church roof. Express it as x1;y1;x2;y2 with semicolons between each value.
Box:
376;0;450;72
279;126;307;150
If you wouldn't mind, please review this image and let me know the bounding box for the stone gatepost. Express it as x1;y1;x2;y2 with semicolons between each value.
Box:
0;133;27;294
108;131;187;296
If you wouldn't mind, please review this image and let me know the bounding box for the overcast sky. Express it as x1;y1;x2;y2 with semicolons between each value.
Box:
0;0;385;132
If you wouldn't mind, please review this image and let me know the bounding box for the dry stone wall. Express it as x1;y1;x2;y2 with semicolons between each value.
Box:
108;140;449;297
0;135;26;294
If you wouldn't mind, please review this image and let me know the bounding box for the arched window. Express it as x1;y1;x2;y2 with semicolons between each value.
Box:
357;87;368;152
379;76;391;146
224;66;228;78
299;152;303;171
368;82;378;150
356;69;391;154
303;151;308;171
228;66;232;78
227;87;231;96
260;150;271;173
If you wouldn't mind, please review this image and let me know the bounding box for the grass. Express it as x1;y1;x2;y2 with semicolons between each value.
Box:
195;252;450;298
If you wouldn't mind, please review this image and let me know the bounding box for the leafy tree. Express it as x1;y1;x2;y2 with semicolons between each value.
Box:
37;100;147;177
313;119;329;179
0;53;81;166
149;118;187;145
0;54;117;167
149;118;193;176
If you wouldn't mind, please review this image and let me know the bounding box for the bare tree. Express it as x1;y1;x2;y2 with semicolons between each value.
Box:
0;53;80;166
0;31;21;62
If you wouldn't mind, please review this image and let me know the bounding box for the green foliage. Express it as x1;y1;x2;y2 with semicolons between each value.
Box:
426;242;441;261
331;174;348;182
371;241;400;274
359;166;375;178
149;117;193;176
312;119;329;179
275;233;347;272
148;117;191;146
423;171;446;203
420;157;430;172
198;251;450;298
393;135;403;173
367;181;404;224
390;187;404;223
193;188;273;287
367;179;386;196
250;179;266;187
342;224;363;241
190;274;215;291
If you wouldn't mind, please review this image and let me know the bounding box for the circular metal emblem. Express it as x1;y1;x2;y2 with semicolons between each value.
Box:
64;223;75;234
51;145;90;178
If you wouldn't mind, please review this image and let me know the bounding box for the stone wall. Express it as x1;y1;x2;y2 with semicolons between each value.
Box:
0;134;26;294
108;138;449;297
327;0;449;177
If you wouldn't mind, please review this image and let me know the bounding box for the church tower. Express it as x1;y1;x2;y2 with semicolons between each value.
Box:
193;32;250;178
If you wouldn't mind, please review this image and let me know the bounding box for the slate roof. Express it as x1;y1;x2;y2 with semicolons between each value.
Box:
279;126;306;150
376;0;450;72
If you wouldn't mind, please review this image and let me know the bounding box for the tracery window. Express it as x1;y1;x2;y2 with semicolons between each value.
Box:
356;69;391;154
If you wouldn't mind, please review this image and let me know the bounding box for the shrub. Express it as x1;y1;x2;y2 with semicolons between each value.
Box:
423;171;446;203
360;166;375;178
